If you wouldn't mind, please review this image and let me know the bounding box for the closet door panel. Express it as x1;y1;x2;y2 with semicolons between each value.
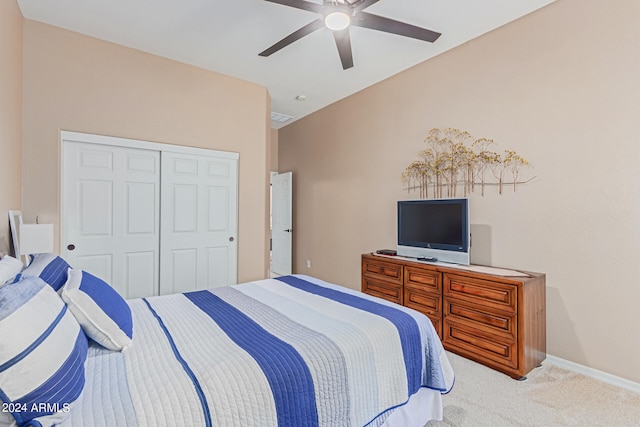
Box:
77;254;113;285
160;152;238;295
206;247;230;288
173;185;198;232
62;140;160;299
126;182;156;235
125;251;156;299
78;180;113;236
169;248;198;295
207;186;229;231
62;132;238;298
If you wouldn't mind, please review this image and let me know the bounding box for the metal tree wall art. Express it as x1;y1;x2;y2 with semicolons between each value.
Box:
401;128;533;198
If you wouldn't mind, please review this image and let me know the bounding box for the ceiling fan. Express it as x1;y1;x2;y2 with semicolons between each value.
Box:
259;0;441;70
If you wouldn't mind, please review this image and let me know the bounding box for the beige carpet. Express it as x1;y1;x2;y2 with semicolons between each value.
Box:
426;352;640;426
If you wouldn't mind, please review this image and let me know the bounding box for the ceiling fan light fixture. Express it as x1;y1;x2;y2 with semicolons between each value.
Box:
325;12;350;31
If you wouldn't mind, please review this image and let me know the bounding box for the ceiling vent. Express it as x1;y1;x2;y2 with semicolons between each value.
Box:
270;112;294;123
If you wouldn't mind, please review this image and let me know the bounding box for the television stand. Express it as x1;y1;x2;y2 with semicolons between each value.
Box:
361;253;546;380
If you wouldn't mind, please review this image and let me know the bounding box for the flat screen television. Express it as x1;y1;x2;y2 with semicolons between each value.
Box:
397;198;470;265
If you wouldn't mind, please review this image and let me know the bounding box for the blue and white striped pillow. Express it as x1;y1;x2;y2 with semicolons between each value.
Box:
21;253;71;292
61;269;133;351
0;276;88;426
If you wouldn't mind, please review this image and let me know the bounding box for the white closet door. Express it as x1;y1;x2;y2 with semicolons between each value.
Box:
62;141;160;299
160;152;238;295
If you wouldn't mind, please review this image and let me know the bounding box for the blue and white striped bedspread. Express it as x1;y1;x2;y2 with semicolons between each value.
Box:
61;275;454;427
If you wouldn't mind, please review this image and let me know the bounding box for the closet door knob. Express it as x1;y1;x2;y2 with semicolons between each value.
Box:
229;237;234;242
67;244;76;251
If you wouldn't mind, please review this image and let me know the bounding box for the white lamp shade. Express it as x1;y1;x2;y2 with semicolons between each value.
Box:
19;223;54;255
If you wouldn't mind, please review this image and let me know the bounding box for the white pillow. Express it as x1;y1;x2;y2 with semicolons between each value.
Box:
61;269;133;351
0;256;22;286
0;276;88;426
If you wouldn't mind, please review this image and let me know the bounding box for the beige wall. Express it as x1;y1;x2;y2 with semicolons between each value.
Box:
270;128;279;172
0;0;23;255
22;20;271;282
279;0;640;383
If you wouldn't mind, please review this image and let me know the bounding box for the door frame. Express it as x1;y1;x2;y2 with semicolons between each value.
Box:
60;131;240;292
60;131;239;160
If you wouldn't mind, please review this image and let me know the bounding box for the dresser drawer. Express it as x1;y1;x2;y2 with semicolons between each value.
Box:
362;258;403;285
444;298;516;339
405;266;441;293
444;317;518;370
362;277;403;305
444;273;517;314
405;287;442;337
405;287;441;315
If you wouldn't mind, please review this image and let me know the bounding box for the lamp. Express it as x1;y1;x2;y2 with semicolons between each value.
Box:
19;223;54;264
325;11;350;31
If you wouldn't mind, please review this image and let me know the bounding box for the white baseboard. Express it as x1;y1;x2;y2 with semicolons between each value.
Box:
546;354;640;394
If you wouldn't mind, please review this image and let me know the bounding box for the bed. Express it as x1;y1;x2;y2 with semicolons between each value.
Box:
1;255;453;427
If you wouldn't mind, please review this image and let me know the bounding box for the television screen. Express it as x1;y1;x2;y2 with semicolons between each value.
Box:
397;198;470;264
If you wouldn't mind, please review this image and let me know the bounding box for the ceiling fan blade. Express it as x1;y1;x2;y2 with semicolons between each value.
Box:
352;11;441;43
332;29;354;70
259;19;325;57
353;0;381;12
263;0;323;13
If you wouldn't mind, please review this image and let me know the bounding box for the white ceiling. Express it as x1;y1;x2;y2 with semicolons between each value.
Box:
17;0;555;129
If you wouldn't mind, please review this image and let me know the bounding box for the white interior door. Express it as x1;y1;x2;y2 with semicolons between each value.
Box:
271;172;292;276
160;151;238;295
62;141;160;299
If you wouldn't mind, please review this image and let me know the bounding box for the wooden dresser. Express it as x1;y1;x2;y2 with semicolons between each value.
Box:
361;253;546;380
